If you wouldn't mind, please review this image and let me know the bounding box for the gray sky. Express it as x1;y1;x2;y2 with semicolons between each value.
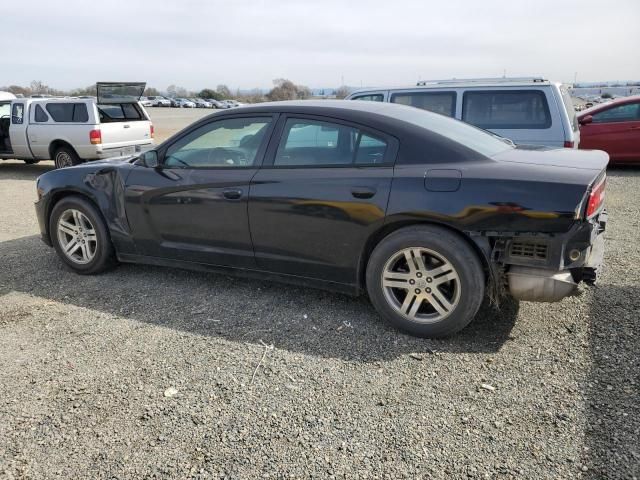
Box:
5;0;640;91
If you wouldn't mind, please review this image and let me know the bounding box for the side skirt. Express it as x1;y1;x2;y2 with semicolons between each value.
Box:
116;253;361;296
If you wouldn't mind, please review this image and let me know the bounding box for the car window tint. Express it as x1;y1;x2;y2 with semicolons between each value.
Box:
353;94;384;102
591;103;640;123
274;118;388;167
34;104;49;122
164;117;271;168
46;103;89;123
462;90;551;129
98;103;144;122
390;91;456;117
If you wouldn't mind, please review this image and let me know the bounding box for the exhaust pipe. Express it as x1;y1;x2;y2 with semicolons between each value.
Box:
507;266;578;302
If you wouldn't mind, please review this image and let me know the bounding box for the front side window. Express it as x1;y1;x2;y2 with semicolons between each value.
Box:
274;118;388;167
11;103;24;124
390;91;456;117
164;117;271;168
591;103;640;123
462;90;551;129
353;94;384;102
46;103;89;122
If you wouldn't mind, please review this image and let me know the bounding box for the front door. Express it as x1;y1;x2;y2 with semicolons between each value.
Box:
125;114;276;268
249;115;398;284
580;101;640;162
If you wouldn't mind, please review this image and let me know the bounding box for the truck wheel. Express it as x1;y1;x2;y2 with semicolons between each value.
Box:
54;146;82;169
366;225;485;338
49;195;117;274
23;159;41;165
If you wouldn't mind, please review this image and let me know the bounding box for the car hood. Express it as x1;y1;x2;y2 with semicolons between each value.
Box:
493;147;609;171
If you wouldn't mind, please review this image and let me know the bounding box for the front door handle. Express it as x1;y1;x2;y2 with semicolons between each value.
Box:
222;188;243;200
351;187;376;199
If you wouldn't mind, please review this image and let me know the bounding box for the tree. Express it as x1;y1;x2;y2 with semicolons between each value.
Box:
143;87;160;96
334;85;351;99
199;89;223;100
216;84;232;99
30;80;49;94
267;79;311;101
167;84;188;98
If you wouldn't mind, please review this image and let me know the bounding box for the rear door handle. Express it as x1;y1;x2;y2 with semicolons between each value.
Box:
222;188;243;200
351;187;376;199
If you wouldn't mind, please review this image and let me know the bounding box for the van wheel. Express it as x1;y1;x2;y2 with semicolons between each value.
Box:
23;159;40;165
50;195;117;274
54;146;82;169
366;225;485;338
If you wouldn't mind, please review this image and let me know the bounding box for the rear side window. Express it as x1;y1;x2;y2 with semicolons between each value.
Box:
46;103;89;123
591;103;640;123
462;90;551;129
98;103;144;122
352;94;384;102
390;91;456;117
35;105;49;122
274;118;388;167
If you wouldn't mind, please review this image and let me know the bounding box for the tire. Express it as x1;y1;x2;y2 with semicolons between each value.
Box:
49;195;117;274
23;159;41;165
53;145;83;169
366;225;485;338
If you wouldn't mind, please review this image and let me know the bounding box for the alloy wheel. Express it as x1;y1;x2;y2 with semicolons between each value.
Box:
381;247;461;323
56;209;98;264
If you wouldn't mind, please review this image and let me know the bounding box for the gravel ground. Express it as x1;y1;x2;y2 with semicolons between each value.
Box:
0;158;638;479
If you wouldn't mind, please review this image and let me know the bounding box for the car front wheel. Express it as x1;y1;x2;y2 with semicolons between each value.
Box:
50;196;117;274
366;225;485;337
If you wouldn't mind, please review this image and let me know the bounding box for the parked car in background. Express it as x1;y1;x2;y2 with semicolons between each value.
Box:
216;100;232;109
34;100;607;338
578;96;640;165
146;96;171;107
206;99;224;109
190;98;212;108
175;98;196;108
139;96;153;107
0;82;154;168
167;97;181;108
347;77;579;148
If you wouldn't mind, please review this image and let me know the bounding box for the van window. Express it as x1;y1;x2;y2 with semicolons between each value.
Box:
98;103;145;122
462;90;551;129
352;94;384;102
35;105;49;122
46;103;89;123
390;91;456;117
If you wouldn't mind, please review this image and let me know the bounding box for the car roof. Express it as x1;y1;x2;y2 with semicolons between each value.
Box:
579;95;640;116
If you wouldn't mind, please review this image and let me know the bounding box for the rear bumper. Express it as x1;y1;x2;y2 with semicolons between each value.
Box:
504;210;606;301
95;142;153;159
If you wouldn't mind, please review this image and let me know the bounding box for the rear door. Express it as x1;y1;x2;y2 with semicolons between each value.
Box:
7;101;31;158
124;114;276;267
248;115;398;284
580;101;640;162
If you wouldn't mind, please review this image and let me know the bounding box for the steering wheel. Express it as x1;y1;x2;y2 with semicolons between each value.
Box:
206;147;248;166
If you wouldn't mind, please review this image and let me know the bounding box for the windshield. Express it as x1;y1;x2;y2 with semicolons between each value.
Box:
386;105;514;157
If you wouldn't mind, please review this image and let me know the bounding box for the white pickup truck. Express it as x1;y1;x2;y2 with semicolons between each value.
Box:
0;82;154;168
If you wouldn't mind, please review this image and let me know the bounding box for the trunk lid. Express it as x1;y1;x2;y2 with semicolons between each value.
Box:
493;146;609;171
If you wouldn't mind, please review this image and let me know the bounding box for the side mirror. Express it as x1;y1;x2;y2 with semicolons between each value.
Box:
141;150;159;168
579;115;593;125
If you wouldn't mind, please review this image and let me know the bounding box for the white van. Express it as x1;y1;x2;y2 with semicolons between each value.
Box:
0;82;154;168
346;77;579;148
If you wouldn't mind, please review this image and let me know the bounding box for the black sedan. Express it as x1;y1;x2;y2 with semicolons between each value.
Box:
34;101;608;337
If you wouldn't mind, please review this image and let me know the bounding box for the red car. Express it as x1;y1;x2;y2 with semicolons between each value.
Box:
578;95;640;165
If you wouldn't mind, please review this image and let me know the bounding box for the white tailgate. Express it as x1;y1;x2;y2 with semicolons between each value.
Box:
100;120;152;149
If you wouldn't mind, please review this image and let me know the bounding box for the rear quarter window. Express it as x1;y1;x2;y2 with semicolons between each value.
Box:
45;103;89;123
97;103;145;122
352;94;384;102
462;90;551;129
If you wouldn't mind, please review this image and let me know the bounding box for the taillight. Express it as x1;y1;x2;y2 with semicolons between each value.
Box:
564;141;574;148
150;124;154;139
586;176;606;218
89;129;102;145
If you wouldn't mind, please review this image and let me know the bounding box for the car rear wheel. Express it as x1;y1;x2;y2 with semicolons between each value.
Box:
50;196;117;274
366;225;485;337
54;146;82;169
